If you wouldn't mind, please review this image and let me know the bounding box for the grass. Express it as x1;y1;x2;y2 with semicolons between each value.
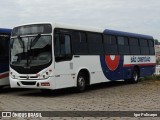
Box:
141;75;160;81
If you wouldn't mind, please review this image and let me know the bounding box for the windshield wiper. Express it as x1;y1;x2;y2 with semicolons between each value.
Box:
30;34;41;47
28;34;41;66
17;36;24;53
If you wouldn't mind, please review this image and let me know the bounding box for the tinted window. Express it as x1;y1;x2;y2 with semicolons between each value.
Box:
80;32;87;43
88;33;103;54
140;39;148;46
104;35;116;45
118;37;124;45
54;34;71;55
64;35;71;55
140;47;150;55
129;38;139;46
72;31;88;55
139;39;149;55
149;47;155;55
148;40;155;55
148;40;154;47
0;35;9;56
104;35;118;54
118;36;130;54
129;38;140;54
88;33;102;43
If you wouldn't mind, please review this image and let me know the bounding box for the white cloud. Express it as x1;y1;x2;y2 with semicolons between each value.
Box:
0;0;160;39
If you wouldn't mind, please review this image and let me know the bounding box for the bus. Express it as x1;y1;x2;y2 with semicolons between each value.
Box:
0;28;11;89
9;23;156;92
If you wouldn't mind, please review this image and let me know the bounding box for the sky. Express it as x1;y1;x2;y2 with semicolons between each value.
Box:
0;0;160;40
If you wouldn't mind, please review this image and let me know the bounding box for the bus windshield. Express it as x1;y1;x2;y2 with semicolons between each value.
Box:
10;35;52;67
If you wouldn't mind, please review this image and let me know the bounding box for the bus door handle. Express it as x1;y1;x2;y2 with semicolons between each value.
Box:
74;56;80;58
55;75;60;77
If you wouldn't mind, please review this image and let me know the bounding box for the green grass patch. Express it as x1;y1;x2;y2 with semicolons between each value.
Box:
141;75;160;81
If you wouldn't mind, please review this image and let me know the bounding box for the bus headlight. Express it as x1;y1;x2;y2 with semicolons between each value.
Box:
10;71;16;79
39;70;52;79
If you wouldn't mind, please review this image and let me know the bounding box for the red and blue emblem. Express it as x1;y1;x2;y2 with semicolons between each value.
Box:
100;55;124;80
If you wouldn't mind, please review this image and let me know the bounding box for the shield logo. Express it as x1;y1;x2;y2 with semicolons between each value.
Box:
26;75;29;79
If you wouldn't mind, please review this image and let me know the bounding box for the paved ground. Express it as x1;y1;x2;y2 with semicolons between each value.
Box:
0;80;160;120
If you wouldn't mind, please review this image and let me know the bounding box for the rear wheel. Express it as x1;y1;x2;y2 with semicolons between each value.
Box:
76;73;86;92
130;68;139;83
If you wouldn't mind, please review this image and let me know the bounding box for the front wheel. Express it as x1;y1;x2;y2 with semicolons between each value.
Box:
0;86;4;89
76;73;86;92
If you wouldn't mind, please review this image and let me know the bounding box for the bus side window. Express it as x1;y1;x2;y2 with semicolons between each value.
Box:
54;33;72;62
104;35;118;55
54;33;61;56
129;38;140;55
71;31;88;55
0;36;9;62
148;39;155;55
87;32;103;55
62;35;71;55
117;36;130;55
139;39;149;55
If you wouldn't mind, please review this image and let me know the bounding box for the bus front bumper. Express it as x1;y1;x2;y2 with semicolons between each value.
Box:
9;77;55;89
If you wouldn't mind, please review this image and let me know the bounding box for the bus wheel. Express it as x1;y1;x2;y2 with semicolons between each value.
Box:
76;73;86;92
130;68;139;83
0;86;4;89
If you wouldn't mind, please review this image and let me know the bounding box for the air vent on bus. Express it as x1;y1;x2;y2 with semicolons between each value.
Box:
21;81;36;85
19;76;27;79
30;76;38;79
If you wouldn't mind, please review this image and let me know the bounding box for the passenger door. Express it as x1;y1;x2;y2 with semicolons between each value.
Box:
54;31;74;89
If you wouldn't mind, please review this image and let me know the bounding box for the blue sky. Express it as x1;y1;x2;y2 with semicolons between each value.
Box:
0;0;160;40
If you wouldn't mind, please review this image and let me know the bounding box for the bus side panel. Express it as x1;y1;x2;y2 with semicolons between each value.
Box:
0;77;9;86
0;64;9;86
72;56;109;85
54;56;108;89
123;55;156;78
54;61;75;89
100;55;156;81
140;66;155;77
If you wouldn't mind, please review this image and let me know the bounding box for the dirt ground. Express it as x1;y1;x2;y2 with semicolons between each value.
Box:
0;80;160;120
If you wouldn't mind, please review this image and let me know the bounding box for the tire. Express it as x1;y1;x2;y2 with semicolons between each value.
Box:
0;86;3;89
130;68;139;83
76;73;86;92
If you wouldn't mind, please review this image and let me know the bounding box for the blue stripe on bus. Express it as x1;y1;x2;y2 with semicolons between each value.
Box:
103;29;153;39
0;28;12;34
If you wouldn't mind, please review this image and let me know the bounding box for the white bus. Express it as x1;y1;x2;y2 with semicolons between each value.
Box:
10;23;156;92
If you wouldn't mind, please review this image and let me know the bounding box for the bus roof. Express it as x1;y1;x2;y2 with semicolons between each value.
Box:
0;28;12;35
104;29;153;40
12;22;154;39
53;23;153;39
53;22;104;33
